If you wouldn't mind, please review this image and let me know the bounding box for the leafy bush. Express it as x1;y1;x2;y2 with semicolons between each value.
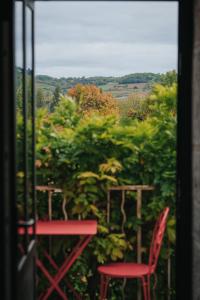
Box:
17;81;177;299
68;84;119;116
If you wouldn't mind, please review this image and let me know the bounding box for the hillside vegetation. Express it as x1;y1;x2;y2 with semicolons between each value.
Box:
16;68;176;104
35;71;161;95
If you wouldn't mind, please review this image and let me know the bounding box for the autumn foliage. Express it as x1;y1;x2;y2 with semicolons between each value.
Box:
68;84;119;116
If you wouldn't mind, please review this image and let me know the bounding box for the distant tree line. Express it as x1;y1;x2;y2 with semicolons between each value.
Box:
16;67;177;113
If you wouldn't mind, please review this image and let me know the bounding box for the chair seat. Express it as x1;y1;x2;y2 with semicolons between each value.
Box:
98;263;151;278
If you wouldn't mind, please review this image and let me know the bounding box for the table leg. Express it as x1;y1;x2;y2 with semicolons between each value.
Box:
107;191;110;223
136;189;142;264
44;249;82;299
137;189;142;300
65;279;82;300
37;259;68;300
48;191;52;220
48;191;53;258
42;235;92;300
62;195;68;220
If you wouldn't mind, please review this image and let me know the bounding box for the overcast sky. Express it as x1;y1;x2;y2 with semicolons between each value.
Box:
35;1;178;78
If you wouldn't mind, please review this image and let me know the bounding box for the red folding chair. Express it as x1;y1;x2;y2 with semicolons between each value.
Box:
98;207;170;300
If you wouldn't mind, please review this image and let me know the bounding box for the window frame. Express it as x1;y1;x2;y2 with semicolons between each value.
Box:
0;0;194;299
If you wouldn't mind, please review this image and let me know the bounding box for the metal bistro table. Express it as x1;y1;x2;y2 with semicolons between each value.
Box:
19;220;97;300
36;185;68;220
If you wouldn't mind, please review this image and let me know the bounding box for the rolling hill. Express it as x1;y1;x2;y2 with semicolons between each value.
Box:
16;67;163;100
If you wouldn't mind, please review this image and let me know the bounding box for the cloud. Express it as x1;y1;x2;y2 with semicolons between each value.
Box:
35;1;178;77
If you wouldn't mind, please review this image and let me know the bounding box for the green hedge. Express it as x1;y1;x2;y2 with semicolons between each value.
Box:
18;83;177;299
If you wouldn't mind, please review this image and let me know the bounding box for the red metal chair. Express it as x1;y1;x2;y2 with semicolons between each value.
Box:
98;207;170;300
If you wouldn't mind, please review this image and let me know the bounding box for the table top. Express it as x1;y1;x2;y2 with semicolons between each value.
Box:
36;185;63;192
19;220;97;236
108;185;154;191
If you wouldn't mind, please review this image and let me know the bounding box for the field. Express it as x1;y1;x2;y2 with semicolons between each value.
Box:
99;82;150;99
16;68;161;101
36;79;152;100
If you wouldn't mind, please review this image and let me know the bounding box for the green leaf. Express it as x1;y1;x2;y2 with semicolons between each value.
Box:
78;172;100;179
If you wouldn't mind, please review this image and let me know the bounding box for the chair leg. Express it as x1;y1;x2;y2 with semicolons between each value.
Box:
152;273;157;300
147;275;151;300
141;277;148;300
100;275;109;300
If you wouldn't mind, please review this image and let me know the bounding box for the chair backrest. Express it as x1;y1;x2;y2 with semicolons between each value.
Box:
148;207;170;273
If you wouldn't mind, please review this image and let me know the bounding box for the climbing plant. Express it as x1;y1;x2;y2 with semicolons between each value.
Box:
17;81;177;299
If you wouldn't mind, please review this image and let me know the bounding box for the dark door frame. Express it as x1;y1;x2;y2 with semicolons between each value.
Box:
0;0;37;299
0;0;194;299
176;1;194;299
0;0;17;299
16;1;37;299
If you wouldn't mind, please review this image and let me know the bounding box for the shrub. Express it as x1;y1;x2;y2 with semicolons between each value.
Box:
17;82;177;299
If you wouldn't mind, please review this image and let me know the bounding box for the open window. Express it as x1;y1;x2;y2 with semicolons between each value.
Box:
0;0;194;299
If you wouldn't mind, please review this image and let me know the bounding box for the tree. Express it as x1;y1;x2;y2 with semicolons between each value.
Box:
68;84;119;116
51;85;62;111
36;88;45;108
160;70;177;87
16;84;23;111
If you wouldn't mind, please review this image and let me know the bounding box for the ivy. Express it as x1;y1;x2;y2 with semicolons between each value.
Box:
17;83;177;299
